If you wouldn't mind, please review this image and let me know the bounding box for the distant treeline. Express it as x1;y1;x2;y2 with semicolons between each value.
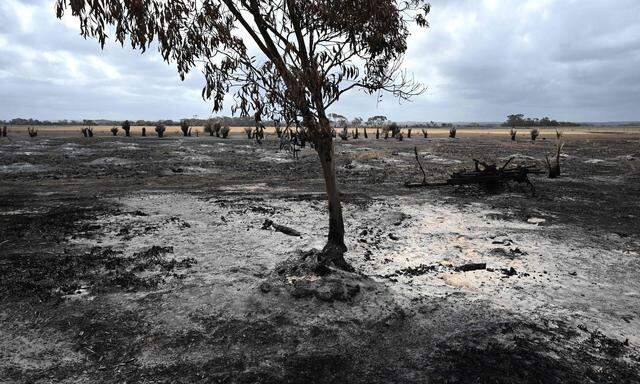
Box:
503;114;581;127
0;116;272;127
1;115;589;128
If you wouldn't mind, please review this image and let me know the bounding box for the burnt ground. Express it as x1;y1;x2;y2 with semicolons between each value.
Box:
1;131;639;383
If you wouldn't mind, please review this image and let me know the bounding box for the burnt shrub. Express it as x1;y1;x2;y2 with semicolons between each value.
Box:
155;124;166;138
122;120;131;137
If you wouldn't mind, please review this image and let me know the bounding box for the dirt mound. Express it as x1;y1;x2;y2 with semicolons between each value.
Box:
259;250;378;302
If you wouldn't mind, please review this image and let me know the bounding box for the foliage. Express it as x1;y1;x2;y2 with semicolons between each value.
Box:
55;0;430;268
505;114;580;127
367;115;389;127
56;0;429;141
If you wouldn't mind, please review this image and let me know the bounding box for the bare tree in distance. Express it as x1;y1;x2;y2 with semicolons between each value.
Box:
56;0;430;270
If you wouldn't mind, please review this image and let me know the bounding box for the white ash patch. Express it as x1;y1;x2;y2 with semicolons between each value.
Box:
611;154;636;161
71;193;640;346
503;154;538;161
163;166;218;175
584;158;607;164
257;149;295;164
397;151;463;165
58;144;95;157
342;161;377;171
182;154;216;162
217;183;294;193
0;163;48;173
376;157;404;165
421;154;462;165
87;157;134;166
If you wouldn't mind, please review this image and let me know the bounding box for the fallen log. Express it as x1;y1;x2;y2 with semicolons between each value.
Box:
262;219;301;237
405;148;543;194
454;263;487;272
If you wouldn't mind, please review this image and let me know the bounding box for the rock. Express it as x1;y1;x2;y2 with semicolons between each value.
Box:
388;233;400;241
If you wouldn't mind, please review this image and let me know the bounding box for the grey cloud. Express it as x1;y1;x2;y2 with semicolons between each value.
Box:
1;0;639;122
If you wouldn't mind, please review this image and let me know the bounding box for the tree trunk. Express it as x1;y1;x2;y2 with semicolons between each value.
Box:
315;133;351;271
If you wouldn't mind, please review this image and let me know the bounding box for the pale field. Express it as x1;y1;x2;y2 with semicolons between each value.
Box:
2;124;640;138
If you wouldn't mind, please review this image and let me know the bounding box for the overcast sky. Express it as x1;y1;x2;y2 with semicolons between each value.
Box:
1;0;639;122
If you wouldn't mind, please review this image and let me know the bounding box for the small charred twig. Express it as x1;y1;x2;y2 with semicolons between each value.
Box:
110;127;118;136
449;127;457;138
421;128;428;138
413;146;427;185
28;127;38;137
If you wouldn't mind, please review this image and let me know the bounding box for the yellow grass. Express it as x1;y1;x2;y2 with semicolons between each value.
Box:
2;124;640;138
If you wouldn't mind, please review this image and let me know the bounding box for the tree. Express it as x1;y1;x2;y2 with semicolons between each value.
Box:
367;115;389;127
328;113;348;129
506;114;525;128
56;0;430;270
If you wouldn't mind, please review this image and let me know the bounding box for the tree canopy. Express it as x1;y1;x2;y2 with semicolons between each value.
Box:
56;0;430;140
56;0;431;269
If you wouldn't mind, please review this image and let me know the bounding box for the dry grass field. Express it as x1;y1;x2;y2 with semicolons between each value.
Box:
3;124;640;138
